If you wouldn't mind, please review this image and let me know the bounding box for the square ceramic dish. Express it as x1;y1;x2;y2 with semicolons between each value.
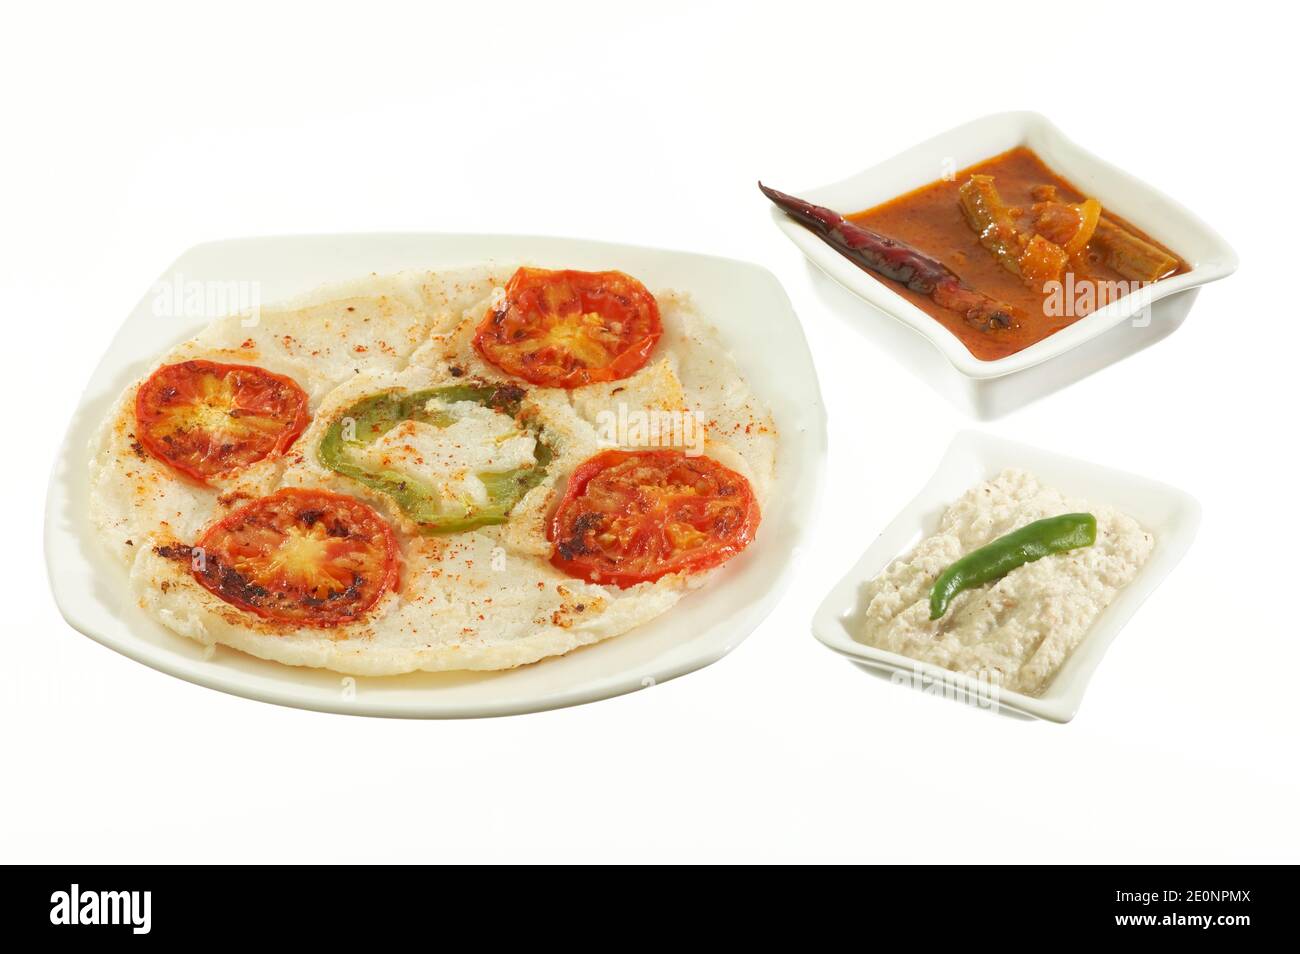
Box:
45;233;826;718
770;111;1238;419
811;431;1200;723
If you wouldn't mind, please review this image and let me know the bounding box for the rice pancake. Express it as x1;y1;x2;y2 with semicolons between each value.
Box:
89;265;777;674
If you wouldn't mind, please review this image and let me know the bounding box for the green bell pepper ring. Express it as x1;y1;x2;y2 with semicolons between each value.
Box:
317;385;551;534
928;512;1097;620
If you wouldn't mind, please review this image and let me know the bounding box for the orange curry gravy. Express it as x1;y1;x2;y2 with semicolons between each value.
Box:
848;147;1189;361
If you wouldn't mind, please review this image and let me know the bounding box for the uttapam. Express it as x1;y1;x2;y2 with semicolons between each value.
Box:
90;265;776;674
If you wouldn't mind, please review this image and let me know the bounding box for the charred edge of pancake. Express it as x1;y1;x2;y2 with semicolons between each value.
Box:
154;543;363;612
486;384;527;413
556;511;605;561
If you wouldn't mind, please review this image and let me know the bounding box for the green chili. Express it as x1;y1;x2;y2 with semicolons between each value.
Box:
929;513;1097;620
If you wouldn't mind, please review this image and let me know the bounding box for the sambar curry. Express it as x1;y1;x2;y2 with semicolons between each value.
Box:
761;147;1189;361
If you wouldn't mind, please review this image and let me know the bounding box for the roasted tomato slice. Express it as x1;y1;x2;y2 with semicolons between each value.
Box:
549;449;760;587
183;488;398;627
473;267;662;388
135;360;310;483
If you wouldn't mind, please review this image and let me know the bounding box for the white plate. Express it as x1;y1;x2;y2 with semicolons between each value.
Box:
45;234;826;718
769;111;1238;418
811;431;1199;723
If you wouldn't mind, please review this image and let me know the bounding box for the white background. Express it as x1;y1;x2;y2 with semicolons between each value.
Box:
4;0;1296;863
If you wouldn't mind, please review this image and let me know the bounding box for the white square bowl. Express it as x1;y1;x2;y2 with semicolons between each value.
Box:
769;111;1238;419
810;431;1200;723
45;233;826;718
